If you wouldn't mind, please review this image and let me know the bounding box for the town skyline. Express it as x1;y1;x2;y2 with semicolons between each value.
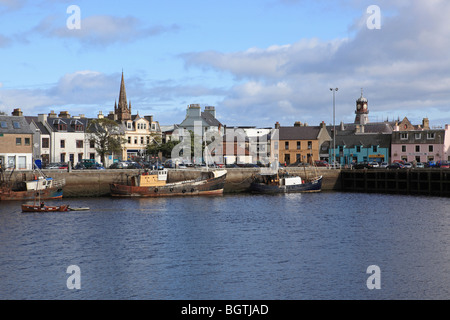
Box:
1;1;450;128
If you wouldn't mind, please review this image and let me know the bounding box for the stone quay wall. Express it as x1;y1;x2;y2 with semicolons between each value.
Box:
4;167;342;198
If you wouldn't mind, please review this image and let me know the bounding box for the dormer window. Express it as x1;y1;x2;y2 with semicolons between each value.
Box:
71;119;84;132
427;132;435;139
13;121;21;129
1;121;7;128
127;122;132;130
54;119;67;131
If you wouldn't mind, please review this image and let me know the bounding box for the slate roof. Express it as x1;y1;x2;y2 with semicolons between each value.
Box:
334;133;392;148
0;115;33;134
278;126;321;140
391;129;445;144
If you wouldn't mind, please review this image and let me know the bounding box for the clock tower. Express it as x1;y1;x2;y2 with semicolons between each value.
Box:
354;89;369;125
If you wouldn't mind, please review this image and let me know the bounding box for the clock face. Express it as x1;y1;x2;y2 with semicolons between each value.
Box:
357;103;361;110
363;103;367;109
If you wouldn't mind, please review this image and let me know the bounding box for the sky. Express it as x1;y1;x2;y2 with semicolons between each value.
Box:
0;0;449;128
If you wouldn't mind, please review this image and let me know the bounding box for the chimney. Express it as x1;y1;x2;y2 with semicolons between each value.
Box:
275;122;280;129
340;121;345;131
79;114;85;118
422;118;430;130
59;111;70;119
38;113;47;123
12;108;23;116
98;111;104;119
320;121;326;129
187;104;201;118
294;121;302;127
48;110;57;118
204;106;216;118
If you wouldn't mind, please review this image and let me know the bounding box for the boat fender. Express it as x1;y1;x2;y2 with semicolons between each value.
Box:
169;188;173;192
191;188;195;193
182;189;186;193
154;188;158;193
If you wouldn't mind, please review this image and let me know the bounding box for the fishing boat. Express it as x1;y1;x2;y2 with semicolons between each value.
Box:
110;168;227;197
249;162;322;194
250;172;322;194
22;203;69;212
0;168;65;201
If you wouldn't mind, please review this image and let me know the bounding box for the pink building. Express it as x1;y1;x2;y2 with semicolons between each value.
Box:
391;124;450;164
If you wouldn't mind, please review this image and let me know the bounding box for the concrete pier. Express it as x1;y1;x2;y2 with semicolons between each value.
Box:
4;167;342;198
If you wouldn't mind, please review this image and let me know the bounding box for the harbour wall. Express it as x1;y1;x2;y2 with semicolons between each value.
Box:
5;168;342;198
341;168;450;197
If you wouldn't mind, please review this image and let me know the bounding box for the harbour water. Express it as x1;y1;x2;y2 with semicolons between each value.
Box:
1;192;450;300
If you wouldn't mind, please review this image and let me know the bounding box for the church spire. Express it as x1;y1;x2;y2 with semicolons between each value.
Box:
115;71;131;121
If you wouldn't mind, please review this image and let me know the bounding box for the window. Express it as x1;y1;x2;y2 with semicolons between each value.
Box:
128;137;131;144
90;140;95;148
402;145;406;152
0;121;7;128
16;138;22;145
308;141;312;149
427;133;435;139
140;137;144;145
127;122;132;130
296;154;301;161
78;153;83;162
134;137;138;144
13;121;21;129
75;124;83;132
60;140;65;148
415;145;420;152
429;145;434;152
356;146;361;153
147;137;150;144
373;145;378;152
90;153;95;160
76;140;83;148
24;138;30;146
60;153;66;163
285;142;289;150
17;157;27;170
415;133;421;140
400;133;408;140
151;124;156;130
274;142;278;150
42;138;49;148
297;141;301;150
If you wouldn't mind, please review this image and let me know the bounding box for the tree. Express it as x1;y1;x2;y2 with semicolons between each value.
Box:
87;118;125;166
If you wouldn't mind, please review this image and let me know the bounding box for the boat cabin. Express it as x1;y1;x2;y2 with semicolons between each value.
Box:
25;177;55;191
280;176;303;186
132;169;168;187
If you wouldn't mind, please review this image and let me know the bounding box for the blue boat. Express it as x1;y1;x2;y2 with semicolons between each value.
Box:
250;171;322;194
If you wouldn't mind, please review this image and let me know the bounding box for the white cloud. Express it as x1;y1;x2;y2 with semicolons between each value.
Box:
180;0;450;127
33;14;180;47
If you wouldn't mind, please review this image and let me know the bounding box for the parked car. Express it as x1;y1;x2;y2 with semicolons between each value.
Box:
369;161;379;168
379;162;388;168
437;161;450;168
46;162;68;169
109;161;129;169
225;164;239;168
354;162;370;169
415;162;425;168
314;160;329;167
403;162;412;169
387;162;404;169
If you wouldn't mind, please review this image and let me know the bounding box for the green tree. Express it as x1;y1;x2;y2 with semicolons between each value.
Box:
87;118;125;166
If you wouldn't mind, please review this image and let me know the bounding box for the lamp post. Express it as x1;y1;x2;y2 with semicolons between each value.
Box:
330;88;338;168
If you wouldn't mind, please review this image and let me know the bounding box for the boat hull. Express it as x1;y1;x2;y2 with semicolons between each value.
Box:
250;176;323;194
0;187;63;201
110;173;227;197
21;204;69;212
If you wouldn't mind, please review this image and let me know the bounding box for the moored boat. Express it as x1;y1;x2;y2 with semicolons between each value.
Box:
110;169;227;197
21;203;69;212
0;170;65;201
250;170;322;194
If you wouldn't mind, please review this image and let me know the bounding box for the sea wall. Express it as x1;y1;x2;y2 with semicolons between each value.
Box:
4;167;342;198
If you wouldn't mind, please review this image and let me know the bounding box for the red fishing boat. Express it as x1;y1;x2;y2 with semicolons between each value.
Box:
110;169;227;197
21;203;70;212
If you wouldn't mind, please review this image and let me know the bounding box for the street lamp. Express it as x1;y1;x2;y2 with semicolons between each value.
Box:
330;88;338;168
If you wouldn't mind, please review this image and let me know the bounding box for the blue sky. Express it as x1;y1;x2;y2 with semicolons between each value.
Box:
1;0;449;128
